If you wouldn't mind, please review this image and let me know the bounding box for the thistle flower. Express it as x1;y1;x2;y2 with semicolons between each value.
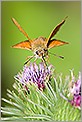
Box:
60;71;81;109
1;68;81;121
14;62;54;90
70;95;81;108
68;72;81;109
69;72;81;95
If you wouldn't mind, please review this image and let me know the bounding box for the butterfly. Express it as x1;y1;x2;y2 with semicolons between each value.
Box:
12;16;69;65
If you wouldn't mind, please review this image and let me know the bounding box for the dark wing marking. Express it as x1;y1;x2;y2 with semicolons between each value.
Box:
47;39;69;49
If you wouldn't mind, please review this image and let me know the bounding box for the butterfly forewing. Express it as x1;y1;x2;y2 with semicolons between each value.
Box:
47;39;68;49
12;40;32;50
46;16;68;45
12;18;31;42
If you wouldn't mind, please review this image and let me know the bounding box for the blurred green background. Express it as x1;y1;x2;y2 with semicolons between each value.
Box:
1;1;81;102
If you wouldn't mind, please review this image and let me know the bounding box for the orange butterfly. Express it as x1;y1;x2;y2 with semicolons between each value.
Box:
12;16;69;65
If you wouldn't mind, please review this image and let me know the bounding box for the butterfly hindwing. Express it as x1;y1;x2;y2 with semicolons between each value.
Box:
12;40;32;50
47;39;69;49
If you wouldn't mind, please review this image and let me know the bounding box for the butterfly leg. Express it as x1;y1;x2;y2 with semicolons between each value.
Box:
26;56;33;60
42;56;48;67
46;55;50;64
24;56;34;65
34;57;38;63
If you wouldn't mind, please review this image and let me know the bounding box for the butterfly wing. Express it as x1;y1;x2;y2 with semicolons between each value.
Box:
48;16;68;40
46;16;68;45
12;18;31;42
12;40;32;50
47;39;69;49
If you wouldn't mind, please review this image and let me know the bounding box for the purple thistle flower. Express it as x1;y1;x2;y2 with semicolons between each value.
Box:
70;95;81;108
14;62;54;90
60;71;81;109
69;72;81;109
69;72;81;96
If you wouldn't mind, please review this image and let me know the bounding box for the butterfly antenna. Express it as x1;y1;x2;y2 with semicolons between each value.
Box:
12;18;32;42
49;52;64;59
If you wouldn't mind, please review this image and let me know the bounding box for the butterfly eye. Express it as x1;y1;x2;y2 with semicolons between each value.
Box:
36;51;39;55
44;49;47;52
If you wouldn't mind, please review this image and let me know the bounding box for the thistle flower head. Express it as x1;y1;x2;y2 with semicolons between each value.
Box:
69;72;81;109
69;72;81;95
14;62;54;90
70;95;81;108
60;71;81;109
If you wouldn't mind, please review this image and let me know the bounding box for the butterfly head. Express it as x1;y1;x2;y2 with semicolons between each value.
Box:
34;48;48;59
32;36;48;59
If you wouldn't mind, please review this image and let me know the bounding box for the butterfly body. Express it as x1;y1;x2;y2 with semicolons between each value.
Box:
31;36;48;59
12;16;69;64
